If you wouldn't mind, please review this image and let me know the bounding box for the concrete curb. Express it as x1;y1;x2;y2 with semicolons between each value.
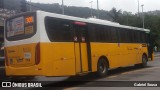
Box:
154;55;160;57
0;67;4;69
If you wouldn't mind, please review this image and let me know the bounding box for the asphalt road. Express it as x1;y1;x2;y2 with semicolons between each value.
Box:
63;56;160;90
0;53;160;90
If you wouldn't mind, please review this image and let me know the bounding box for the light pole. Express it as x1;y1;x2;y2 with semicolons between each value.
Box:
62;0;64;14
137;0;140;15
141;4;144;28
97;0;99;18
89;1;93;17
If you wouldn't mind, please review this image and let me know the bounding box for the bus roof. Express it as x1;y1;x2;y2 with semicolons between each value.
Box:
20;10;152;32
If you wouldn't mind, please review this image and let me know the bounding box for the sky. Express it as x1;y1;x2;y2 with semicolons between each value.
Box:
26;0;160;14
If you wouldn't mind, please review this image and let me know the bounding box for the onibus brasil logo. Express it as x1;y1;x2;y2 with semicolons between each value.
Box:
2;82;42;87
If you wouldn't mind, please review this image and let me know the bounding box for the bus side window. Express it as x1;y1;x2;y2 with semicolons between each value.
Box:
104;26;111;42
60;21;73;41
119;28;126;43
110;27;118;43
45;17;73;42
141;32;146;43
133;31;138;43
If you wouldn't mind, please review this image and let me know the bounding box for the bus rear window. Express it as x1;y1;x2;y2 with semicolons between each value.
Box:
6;13;36;41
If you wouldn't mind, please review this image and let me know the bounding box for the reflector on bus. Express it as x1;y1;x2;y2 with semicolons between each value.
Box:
74;21;86;26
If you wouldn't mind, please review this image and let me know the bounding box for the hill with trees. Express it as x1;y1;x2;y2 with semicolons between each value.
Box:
0;0;160;49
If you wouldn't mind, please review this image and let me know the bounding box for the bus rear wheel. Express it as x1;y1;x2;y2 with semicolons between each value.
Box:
141;55;148;67
97;58;109;77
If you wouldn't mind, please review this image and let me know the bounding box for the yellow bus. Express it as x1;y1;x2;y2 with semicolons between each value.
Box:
5;11;154;77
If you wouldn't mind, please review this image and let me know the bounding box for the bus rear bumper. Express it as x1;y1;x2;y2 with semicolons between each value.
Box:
5;65;42;76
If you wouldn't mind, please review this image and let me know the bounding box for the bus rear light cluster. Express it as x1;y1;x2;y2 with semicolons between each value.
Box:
4;48;9;66
35;43;40;65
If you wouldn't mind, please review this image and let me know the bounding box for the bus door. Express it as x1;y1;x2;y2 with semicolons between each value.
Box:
73;22;91;74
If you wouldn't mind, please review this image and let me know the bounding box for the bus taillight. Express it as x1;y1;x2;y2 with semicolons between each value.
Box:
4;48;9;66
35;43;40;65
74;22;86;26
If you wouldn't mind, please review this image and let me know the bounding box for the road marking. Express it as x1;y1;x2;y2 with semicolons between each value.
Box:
64;87;77;90
127;67;160;73
155;57;160;59
121;72;130;75
107;67;160;79
107;75;118;78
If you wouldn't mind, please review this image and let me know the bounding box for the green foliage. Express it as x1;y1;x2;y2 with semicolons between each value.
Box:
2;0;160;47
3;0;21;12
109;9;160;47
108;7;122;22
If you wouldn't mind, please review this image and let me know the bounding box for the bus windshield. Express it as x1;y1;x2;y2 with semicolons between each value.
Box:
6;13;36;41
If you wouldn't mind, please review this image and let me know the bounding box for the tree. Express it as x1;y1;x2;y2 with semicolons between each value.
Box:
1;0;160;49
20;0;27;12
108;7;122;22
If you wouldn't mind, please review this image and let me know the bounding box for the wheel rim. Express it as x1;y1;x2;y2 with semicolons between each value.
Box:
142;56;147;66
99;61;106;73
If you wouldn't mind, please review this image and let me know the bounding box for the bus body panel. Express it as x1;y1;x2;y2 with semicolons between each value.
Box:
41;42;76;76
5;12;41;76
5;42;77;76
5;65;42;76
90;43;148;72
5;43;37;67
5;11;153;77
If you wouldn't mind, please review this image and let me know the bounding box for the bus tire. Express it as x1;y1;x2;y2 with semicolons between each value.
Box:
141;54;148;67
97;58;109;77
134;64;141;67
